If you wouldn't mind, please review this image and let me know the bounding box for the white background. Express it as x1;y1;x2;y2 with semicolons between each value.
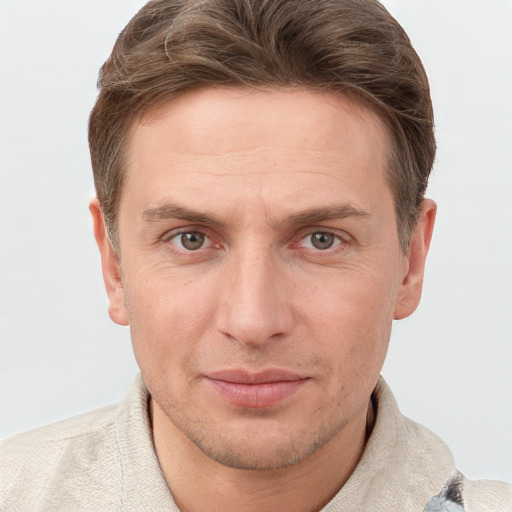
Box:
0;0;511;482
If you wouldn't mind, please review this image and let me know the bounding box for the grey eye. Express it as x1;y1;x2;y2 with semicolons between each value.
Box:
310;232;335;250
180;232;205;250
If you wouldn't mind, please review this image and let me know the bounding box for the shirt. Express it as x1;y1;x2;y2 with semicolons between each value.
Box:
1;375;511;511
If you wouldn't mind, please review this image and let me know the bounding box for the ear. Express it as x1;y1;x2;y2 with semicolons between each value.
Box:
393;199;437;320
89;198;129;326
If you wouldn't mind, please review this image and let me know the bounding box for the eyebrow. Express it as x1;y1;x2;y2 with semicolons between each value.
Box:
142;202;370;228
141;204;226;227
284;205;371;227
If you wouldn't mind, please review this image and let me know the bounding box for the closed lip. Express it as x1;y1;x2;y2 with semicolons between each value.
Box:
205;368;307;384
204;368;310;408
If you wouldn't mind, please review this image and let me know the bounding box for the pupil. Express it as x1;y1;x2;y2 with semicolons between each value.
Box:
312;232;334;250
181;232;204;250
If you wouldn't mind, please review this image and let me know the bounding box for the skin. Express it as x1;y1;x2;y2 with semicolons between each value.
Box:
91;87;436;512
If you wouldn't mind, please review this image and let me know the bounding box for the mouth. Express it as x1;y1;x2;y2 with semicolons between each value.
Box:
204;369;310;408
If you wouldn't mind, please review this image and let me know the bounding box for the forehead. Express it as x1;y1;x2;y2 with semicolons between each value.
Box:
122;87;393;221
130;87;389;162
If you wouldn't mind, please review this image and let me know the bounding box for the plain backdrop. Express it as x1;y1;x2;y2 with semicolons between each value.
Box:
0;0;511;483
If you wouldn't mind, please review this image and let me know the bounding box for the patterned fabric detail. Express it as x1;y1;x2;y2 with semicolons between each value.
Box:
423;471;466;512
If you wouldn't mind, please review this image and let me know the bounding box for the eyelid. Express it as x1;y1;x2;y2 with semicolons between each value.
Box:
162;226;219;252
159;225;350;252
300;227;350;241
294;228;351;250
163;227;203;240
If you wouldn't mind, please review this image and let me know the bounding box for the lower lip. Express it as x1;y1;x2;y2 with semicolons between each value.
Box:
206;378;308;408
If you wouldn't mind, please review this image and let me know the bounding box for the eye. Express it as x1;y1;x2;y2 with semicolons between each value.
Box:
301;231;342;250
169;231;207;251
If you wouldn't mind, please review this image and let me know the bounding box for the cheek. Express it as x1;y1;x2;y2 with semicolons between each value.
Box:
123;270;217;372
302;269;397;375
306;266;397;329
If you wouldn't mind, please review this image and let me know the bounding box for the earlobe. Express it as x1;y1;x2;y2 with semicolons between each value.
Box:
89;198;129;326
393;199;437;320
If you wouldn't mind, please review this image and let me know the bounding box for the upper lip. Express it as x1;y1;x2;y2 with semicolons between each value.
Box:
206;368;306;384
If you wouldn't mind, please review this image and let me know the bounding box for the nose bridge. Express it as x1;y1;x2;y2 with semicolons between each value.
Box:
216;240;292;346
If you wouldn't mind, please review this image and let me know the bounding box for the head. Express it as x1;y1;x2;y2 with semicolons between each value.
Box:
89;0;435;254
89;0;436;472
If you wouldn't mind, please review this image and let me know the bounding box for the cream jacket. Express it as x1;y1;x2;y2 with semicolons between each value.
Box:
1;376;511;511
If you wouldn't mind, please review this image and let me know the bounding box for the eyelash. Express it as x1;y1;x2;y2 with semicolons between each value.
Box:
164;230;218;252
161;228;350;256
296;230;346;251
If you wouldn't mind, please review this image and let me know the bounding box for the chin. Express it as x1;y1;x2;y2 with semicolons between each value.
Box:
191;437;314;471
179;416;348;471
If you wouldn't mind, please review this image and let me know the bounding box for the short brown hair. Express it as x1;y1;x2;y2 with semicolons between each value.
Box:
89;0;435;252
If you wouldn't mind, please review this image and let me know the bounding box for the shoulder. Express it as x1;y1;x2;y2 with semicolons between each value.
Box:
463;477;512;512
423;470;512;512
368;379;511;511
1;402;118;459
1;404;121;510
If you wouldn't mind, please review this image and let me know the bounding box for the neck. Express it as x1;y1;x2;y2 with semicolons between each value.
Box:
151;398;374;512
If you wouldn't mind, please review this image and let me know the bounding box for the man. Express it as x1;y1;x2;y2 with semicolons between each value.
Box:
1;0;511;510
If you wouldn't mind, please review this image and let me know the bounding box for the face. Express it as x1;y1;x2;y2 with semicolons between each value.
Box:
92;87;434;471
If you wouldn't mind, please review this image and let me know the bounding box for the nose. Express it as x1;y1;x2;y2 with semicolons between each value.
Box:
215;246;294;347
